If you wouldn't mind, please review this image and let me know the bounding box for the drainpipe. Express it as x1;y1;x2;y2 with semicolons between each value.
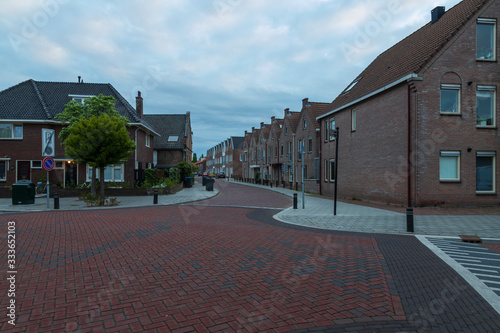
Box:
407;84;412;208
135;128;139;170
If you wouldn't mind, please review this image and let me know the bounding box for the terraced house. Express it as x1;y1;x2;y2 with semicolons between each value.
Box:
318;0;500;207
0;79;158;187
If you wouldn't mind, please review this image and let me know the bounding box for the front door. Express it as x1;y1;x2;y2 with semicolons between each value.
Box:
17;161;31;181
65;162;77;187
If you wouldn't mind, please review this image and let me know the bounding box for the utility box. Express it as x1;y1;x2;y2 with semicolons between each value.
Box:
12;180;36;205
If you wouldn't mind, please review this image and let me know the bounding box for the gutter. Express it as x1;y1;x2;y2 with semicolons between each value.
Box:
317;73;422;120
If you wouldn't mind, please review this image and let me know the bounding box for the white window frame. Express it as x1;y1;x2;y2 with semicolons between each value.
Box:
0;159;8;181
0;124;23;139
351;109;356;131
439;151;460;182
329;159;335;182
476;152;496;194
31;160;42;169
440;84;461;114
145;134;150;147
476;18;497;61
324;159;328;182
303;119;307;130
329;118;336;141
87;164;125;182
476;86;496;127
168;135;179;142
69;95;94;104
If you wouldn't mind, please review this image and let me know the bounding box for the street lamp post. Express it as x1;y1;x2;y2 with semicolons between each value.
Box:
333;127;339;216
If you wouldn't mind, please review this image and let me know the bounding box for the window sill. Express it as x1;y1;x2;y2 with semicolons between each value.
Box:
476;192;497;196
476;126;497;129
440;180;461;183
440;112;461;116
476;58;497;62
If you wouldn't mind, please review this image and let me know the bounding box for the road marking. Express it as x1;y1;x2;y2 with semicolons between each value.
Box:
416;235;500;316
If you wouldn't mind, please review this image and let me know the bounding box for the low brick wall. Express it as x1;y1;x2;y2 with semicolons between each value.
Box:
0;183;184;198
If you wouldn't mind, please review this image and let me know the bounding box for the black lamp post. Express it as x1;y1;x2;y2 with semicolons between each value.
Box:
332;127;339;216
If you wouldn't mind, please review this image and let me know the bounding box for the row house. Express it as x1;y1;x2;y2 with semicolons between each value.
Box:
0;79;158;187
206;136;244;178
318;0;500;207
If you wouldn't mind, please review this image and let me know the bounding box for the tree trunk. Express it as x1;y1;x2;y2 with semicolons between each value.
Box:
100;166;105;206
91;167;96;196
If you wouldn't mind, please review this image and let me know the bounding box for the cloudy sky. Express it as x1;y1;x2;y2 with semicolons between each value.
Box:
1;0;462;158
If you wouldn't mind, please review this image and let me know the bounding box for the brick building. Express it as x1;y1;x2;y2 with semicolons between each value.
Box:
318;0;500;207
0;79;157;187
143;112;193;169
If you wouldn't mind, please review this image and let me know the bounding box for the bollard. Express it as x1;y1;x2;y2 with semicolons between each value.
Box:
54;193;59;209
293;193;297;209
270;181;273;188
406;207;414;232
153;189;158;204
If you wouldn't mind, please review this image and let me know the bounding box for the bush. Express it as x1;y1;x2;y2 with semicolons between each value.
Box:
176;161;193;180
80;192;120;206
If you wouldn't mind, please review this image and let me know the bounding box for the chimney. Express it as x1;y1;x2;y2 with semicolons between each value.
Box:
302;98;309;108
252;127;255;133
431;6;445;24
245;130;248;137
284;108;290;118
78;76;81;83
260;122;264;129
136;91;143;120
271;116;276;123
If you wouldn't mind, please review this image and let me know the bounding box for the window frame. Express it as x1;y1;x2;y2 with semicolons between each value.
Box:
145;134;151;147
440;84;461;115
329;159;335;182
87;164;125;182
439;151;460;182
324;159;328;182
476;86;496;128
0;160;7;181
308;136;313;153
351;109;356;131
31;160;42;169
476;18;497;61
0;124;23;140
476;152;496;194
329;118;336;141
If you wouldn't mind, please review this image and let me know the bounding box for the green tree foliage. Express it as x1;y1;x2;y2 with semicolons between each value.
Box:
64;113;136;205
176;161;193;180
56;95;128;196
192;153;197;163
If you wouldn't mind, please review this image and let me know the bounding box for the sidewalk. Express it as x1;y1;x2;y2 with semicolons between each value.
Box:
0;180;219;213
228;180;500;239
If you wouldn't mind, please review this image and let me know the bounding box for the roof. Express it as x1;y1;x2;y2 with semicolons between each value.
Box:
231;136;244;150
305;102;330;128
286;111;301;133
322;0;488;117
0;79;157;133
143;114;188;150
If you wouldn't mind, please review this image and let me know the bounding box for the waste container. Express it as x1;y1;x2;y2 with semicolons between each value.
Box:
206;178;214;191
184;177;193;188
202;176;208;186
12;179;36;205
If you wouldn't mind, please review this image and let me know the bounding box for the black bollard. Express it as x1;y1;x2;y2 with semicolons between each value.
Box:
153;189;158;204
293;193;298;209
406;207;414;232
54;193;59;209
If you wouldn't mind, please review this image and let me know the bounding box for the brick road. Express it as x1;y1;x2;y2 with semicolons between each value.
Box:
1;182;499;332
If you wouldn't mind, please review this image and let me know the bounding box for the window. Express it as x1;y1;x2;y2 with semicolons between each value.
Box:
477;86;496;127
308;137;312;153
280;144;283;156
240;154;243;161
297;139;302;161
343;77;362;94
303;119;307;129
31;161;42;169
0;124;23;139
70;95;93;104
439;151;460;181
146;135;150;147
440;85;461;114
324;120;329;142
476;152;496;193
351;109;356;131
0;160;6;181
288;142;292;161
289;166;293;182
168;135;179;142
477;19;496;61
329;118;336;141
324;159;328;182
329;159;335;182
285;126;288;135
87;164;124;182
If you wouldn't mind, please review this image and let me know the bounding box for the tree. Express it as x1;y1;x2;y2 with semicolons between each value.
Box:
192;153;197;163
56;95;127;196
63;113;136;205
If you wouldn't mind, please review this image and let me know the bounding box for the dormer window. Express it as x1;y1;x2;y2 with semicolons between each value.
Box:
69;95;94;104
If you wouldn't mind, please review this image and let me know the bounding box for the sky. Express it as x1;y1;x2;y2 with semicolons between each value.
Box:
0;0;462;158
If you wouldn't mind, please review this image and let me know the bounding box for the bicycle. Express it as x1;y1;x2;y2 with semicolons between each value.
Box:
35;182;47;197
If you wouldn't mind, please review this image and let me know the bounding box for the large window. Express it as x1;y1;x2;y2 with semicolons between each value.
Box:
145;135;150;147
476;152;496;193
477;19;496;60
351;109;356;131
329;159;336;182
440;151;460;181
441;85;461;114
0;124;23;139
477;86;496;127
329;118;336;141
87;164;124;182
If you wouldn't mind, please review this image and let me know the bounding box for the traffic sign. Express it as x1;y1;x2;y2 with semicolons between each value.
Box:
42;157;55;171
42;129;55;157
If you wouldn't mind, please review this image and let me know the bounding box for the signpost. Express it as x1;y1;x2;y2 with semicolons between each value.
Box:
42;129;55;157
300;145;305;209
42;156;54;209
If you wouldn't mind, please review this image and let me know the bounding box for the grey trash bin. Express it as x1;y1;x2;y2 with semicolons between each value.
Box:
12;179;36;205
206;178;214;191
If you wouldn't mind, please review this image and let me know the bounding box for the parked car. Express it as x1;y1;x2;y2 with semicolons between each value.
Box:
202;171;209;177
216;172;226;179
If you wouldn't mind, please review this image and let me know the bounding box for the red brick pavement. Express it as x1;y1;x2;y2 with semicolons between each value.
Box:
1;206;404;332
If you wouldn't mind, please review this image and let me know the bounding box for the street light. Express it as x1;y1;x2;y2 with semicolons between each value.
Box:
331;127;339;215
